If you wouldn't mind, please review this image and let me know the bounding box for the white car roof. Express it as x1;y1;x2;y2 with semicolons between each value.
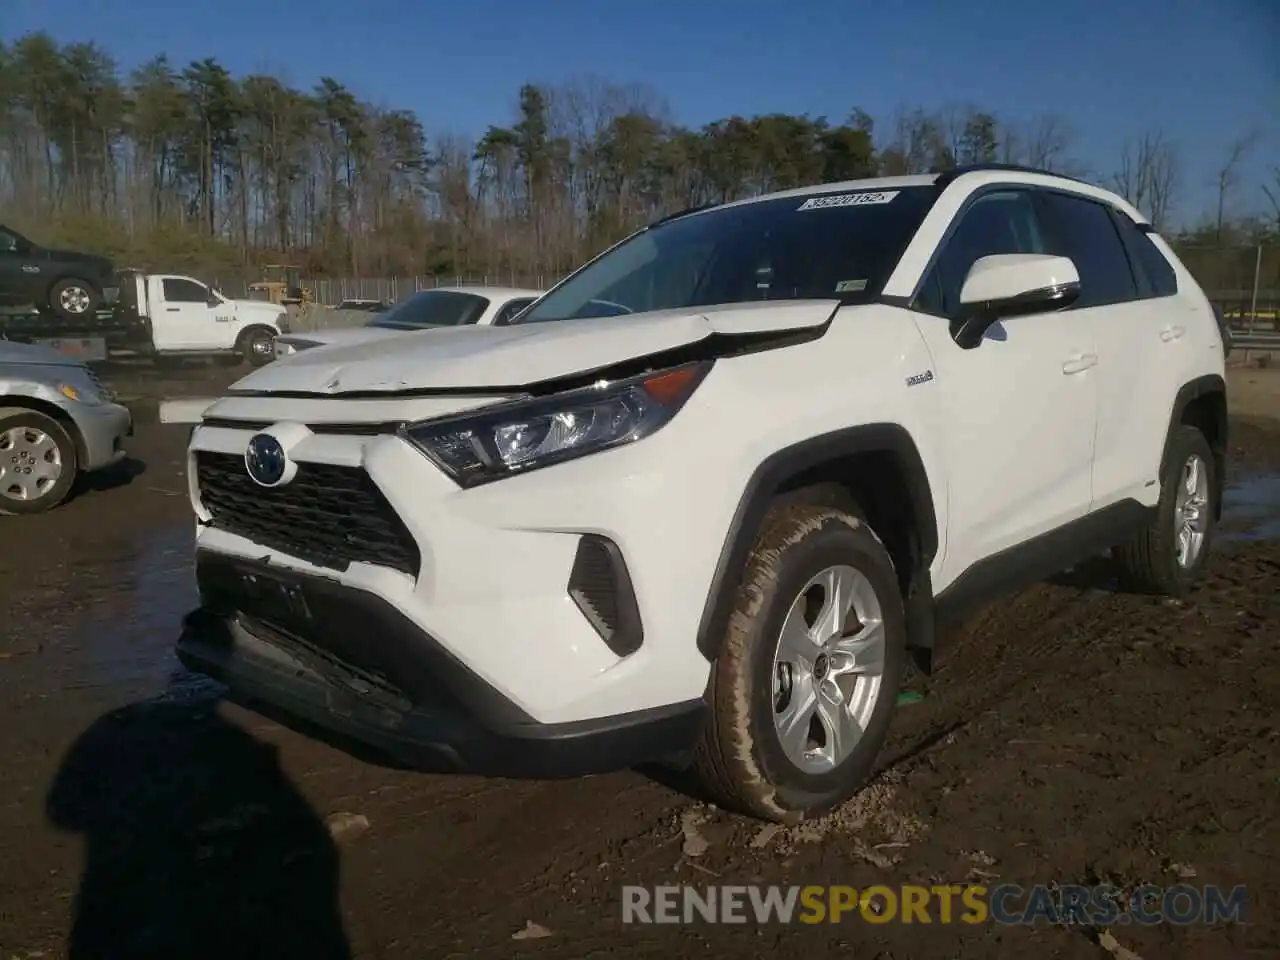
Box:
429;286;542;300
687;167;1151;228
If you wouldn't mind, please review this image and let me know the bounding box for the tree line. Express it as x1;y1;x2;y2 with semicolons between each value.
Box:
1;31;1276;291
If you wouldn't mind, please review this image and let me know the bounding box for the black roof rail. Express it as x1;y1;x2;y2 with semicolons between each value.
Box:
932;163;1094;190
648;202;719;228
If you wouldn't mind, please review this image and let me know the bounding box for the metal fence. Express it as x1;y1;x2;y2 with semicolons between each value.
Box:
213;244;1280;342
221;243;1276;308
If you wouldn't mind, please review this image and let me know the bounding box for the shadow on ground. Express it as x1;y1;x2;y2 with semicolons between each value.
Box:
46;693;351;960
72;456;147;498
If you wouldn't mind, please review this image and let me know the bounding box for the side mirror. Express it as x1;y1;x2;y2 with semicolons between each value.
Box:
207;296;220;307
951;254;1081;349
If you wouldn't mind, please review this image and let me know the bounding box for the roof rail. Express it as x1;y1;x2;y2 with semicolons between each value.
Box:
932;163;1093;189
648;202;719;228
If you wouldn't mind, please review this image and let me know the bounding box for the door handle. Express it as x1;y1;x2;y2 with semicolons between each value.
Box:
1160;325;1185;342
1062;353;1098;375
166;307;180;312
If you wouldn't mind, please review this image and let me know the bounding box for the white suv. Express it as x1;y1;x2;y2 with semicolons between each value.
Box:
177;164;1227;823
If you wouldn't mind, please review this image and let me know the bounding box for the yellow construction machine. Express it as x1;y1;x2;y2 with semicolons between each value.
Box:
247;265;310;306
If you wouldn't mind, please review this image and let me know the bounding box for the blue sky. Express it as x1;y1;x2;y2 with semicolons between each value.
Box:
4;0;1277;226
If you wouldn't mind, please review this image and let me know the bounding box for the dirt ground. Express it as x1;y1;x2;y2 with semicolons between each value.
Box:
0;363;1278;959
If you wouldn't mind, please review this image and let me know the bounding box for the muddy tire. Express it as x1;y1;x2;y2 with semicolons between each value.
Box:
0;411;78;515
239;327;276;367
1113;425;1216;596
691;501;906;823
48;278;101;322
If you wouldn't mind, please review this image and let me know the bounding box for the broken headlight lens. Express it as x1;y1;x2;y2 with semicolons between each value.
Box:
404;360;711;487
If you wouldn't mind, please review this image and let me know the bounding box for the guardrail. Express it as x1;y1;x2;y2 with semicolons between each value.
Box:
1231;330;1280;351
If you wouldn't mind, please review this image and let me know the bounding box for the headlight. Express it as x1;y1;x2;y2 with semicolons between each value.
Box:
404;360;712;487
57;381;103;406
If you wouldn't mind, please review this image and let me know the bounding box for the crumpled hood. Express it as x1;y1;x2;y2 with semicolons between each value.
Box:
229;300;839;395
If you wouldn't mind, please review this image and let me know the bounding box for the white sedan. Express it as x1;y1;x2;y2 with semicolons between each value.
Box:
273;286;542;359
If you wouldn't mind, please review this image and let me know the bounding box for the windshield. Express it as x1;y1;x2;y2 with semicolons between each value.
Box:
516;186;938;324
368;290;490;330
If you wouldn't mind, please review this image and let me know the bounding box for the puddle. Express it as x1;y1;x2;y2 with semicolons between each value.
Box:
72;522;220;701
1220;473;1280;543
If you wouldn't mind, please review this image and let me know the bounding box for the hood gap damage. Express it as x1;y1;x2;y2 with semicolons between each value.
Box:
225;314;835;403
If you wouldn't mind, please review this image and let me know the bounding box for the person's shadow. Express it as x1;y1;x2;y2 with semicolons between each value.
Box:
46;695;351;959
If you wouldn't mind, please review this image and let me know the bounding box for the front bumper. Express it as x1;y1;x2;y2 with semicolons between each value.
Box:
70;401;132;471
185;416;734;726
177;550;704;776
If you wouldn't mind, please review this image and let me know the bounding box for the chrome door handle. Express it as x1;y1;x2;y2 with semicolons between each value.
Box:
1062;353;1098;375
1160;325;1186;342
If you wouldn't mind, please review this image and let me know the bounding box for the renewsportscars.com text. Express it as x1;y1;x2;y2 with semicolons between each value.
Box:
621;883;1248;926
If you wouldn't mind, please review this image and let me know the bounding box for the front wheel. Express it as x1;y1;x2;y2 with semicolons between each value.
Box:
239;328;276;367
0;412;78;515
692;502;906;823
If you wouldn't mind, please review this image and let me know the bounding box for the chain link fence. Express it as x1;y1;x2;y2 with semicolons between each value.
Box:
216;244;1280;333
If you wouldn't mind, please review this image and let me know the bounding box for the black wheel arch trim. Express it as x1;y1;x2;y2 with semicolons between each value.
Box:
1160;373;1227;521
694;423;939;661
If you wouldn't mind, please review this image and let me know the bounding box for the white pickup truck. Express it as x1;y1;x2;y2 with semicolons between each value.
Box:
122;273;287;366
0;271;288;367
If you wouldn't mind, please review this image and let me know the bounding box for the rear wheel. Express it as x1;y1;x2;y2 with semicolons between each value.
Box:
48;278;101;322
1113;425;1216;596
0;412;78;515
692;501;906;823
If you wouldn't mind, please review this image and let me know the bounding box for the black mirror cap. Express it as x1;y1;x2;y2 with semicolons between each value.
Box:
951;280;1082;349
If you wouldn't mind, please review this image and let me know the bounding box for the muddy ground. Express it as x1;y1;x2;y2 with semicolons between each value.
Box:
0;363;1277;960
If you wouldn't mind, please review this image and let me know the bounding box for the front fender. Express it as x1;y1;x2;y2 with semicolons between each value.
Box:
1;378;75;405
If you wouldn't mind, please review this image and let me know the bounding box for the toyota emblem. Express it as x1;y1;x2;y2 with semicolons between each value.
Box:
245;433;288;486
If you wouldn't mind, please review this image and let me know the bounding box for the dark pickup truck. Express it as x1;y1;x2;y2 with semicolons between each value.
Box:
0;224;119;321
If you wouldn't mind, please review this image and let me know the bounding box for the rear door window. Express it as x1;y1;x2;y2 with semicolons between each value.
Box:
1110;212;1179;298
1036;192;1138;308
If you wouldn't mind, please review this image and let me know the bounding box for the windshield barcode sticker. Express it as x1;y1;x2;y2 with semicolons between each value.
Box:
797;190;899;211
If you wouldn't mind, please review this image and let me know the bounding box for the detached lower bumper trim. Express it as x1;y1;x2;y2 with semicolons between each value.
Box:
175;556;705;777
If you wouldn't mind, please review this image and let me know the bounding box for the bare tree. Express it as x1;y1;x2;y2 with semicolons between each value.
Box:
1023;114;1075;171
1261;166;1280;228
1214;130;1260;239
1113;130;1181;230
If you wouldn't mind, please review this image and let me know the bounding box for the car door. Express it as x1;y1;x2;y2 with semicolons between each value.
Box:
1106;211;1204;502
1032;190;1166;512
157;277;218;349
910;188;1099;583
0;228;38;306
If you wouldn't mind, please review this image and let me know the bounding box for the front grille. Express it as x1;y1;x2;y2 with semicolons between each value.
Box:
194;450;421;577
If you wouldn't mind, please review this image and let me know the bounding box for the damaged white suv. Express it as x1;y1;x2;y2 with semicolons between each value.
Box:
178;164;1228;822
